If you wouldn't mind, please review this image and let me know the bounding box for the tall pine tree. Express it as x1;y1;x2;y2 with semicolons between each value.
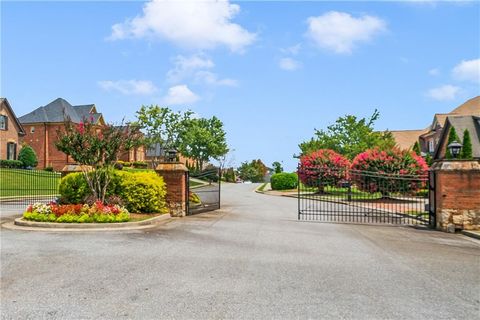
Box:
460;129;473;159
445;126;460;159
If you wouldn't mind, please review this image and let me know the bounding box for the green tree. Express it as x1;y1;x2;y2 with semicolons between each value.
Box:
460;129;473;159
237;159;267;183
272;161;283;174
18;145;38;168
299;109;396;159
412;141;421;155
445;126;460;159
134;105;193;166
178;116;228;170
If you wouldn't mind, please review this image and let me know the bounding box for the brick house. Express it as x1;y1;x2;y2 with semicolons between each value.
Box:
18;98;105;170
0;98;26;160
389;96;480;155
433;115;480;160
116;126;145;163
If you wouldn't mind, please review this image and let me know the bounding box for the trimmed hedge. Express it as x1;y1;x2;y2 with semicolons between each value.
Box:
270;172;298;190
0;159;23;168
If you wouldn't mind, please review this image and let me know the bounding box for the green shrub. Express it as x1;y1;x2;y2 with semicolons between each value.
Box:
132;161;147;169
270;172;298;190
44;166;54;172
116;171;167;213
18;145;38;168
58;173;91;204
0;159;23;168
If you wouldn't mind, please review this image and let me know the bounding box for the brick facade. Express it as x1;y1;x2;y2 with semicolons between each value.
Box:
21;123;73;171
431;160;480;231
0;99;25;160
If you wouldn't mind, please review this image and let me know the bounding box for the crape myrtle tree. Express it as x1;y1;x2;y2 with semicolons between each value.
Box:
297;149;350;193
134;105;193;167
350;148;429;196
299;110;396;160
55;117;143;203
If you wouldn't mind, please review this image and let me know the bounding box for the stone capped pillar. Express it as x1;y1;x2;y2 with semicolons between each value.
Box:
430;160;480;232
60;164;93;177
155;162;188;217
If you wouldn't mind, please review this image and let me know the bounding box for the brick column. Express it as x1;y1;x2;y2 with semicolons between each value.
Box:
156;162;188;217
430;160;480;232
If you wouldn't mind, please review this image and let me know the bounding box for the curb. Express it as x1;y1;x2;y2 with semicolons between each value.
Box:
462;230;480;240
12;213;172;230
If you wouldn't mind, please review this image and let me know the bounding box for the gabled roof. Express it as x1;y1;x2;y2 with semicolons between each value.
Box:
434;115;480;159
389;129;427;150
0;98;26;135
18;98;104;124
450;96;480;115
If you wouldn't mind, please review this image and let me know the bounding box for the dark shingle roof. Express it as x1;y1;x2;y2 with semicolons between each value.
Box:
434;115;480;159
18;98;103;124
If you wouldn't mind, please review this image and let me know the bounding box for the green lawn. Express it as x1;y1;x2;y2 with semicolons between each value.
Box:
299;185;382;201
0;168;60;198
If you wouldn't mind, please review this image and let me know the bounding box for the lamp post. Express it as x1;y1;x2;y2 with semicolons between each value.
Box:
447;141;462;159
166;149;177;162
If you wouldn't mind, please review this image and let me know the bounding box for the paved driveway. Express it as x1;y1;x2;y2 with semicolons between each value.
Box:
1;183;479;319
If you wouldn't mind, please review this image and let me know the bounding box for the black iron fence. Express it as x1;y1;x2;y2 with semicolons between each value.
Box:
187;169;221;215
297;166;433;226
0;168;60;210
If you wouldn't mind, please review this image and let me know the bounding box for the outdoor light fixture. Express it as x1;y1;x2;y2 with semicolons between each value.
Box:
166;149;177;162
447;140;462;159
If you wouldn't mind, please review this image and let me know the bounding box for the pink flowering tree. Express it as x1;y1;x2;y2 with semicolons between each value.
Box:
298;149;351;193
351;148;429;195
55;117;143;203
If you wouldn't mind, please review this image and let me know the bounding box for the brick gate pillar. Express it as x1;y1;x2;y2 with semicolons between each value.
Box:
155;162;188;217
430;160;480;232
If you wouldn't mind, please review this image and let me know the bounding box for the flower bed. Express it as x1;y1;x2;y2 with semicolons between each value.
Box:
23;202;130;223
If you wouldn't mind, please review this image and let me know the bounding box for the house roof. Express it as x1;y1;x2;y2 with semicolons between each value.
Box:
429;96;480;129
0;98;26;135
389;129;427;150
18;98;104;124
434;115;480;159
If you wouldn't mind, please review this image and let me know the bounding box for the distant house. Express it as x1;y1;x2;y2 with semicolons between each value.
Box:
18;98;105;170
115;126;145;163
145;143;194;168
419;96;480;156
389;96;480;155
434;115;480;160
0;98;25;160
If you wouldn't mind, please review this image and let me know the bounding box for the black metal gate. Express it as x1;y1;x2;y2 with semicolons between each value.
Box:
0;168;60;210
186;168;221;215
297;165;434;227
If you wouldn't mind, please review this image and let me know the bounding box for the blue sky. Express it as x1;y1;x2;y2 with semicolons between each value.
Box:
2;1;479;171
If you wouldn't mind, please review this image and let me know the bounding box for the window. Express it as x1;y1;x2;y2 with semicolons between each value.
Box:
30;126;35;133
0;115;7;130
428;140;434;153
7;142;16;160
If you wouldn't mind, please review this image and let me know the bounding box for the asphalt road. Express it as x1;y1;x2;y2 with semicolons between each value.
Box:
1;183;479;319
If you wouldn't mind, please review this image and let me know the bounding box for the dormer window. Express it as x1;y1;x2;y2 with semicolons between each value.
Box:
0;115;7;130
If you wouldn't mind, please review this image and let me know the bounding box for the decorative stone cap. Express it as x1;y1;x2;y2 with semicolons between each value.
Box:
155;162;188;172
430;160;480;171
61;164;93;172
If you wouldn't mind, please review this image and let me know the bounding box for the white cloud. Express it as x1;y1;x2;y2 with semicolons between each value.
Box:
109;0;256;52
426;85;461;101
306;11;386;54
452;58;480;83
279;58;301;71
167;54;237;86
281;43;302;55
162;85;199;105
98;80;157;95
167;54;214;83
429;68;440;76
194;71;238;86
